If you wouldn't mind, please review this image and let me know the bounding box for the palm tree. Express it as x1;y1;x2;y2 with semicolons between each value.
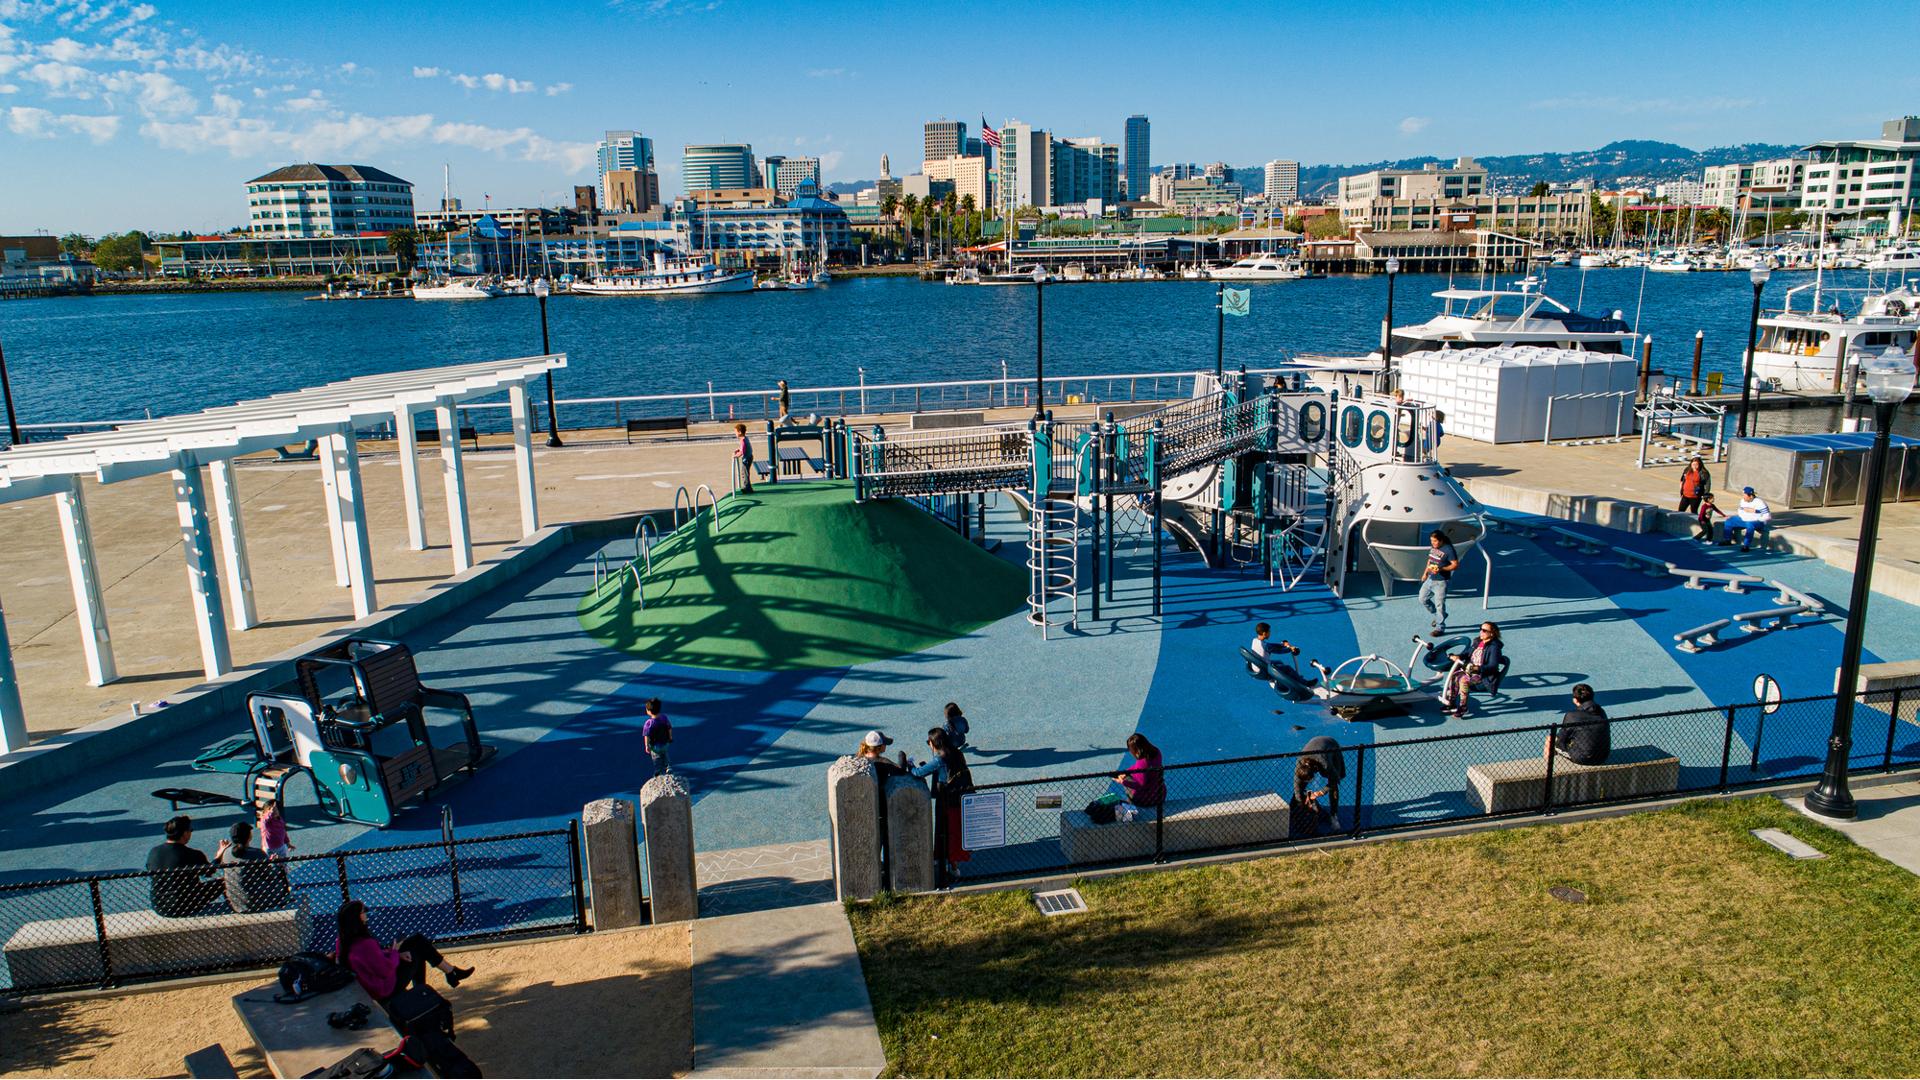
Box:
901;195;920;258
385;227;422;274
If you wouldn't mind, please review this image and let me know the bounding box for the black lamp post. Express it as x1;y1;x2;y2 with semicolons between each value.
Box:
0;334;21;449
1804;353;1916;820
1214;281;1226;380
1382;257;1401;384
1032;263;1047;418
533;277;563;448
1737;264;1771;438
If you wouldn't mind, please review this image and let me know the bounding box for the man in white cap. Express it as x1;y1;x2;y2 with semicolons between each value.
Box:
1723;486;1773;551
858;730;909;779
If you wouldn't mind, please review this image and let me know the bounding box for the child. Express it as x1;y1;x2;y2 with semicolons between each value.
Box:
642;697;672;777
733;423;755;493
257;798;292;860
1693;491;1727;543
941;702;970;751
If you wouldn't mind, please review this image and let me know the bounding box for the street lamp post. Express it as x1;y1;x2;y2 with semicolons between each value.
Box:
1032;264;1047;418
1737;265;1771;438
1804;353;1916;820
1214;281;1225;380
0;334;21;449
1382;258;1401;385
533;277;563;448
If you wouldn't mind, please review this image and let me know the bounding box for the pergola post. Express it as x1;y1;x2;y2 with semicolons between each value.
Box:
436;401;473;573
328;427;379;618
54;478;117;686
206;460;258;631
171;459;232;679
509;381;539;537
394;404;427;551
0;599;27;754
318;436;350;587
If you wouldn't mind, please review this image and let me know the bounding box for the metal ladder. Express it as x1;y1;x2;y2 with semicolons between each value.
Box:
1027;494;1080;637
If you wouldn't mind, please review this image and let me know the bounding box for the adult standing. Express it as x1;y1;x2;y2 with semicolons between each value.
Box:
912;729;975;867
775;379;792;425
1677;456;1711;514
733;422;756;494
145;816;229;917
1418;531;1459;639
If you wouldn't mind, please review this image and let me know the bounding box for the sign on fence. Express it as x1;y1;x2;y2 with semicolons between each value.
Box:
961;791;1007;850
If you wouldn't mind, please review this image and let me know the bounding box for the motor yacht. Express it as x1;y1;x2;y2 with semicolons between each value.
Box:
1749;283;1920;392
571;254;754;296
412;278;504;301
1209;253;1307;281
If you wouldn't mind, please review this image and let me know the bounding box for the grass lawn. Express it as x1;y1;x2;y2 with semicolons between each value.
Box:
848;797;1920;1077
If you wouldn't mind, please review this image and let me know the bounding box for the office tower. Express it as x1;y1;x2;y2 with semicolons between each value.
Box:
1264;160;1300;203
597;130;656;206
1124;115;1150;199
682;144;758;192
924;119;965;169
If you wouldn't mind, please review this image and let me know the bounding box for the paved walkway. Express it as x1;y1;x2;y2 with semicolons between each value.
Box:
1789;778;1920;873
688;901;887;1079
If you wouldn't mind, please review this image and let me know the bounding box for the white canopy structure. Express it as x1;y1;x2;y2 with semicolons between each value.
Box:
0;353;566;753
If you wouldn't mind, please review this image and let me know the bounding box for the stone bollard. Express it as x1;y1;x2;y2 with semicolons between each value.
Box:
826;755;882;901
582;798;644;931
640;772;698;923
884;776;935;893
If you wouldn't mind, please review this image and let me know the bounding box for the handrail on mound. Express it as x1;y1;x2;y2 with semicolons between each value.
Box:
694;484;720;532
635;516;659;573
673;486;693;531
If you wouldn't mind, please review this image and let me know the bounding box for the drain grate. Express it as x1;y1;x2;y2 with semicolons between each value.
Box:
1033;887;1088;917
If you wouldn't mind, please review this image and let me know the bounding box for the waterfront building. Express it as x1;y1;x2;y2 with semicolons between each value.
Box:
1264;159;1300;204
1158;175;1244;215
998;120;1052;212
1653;180;1707;205
603;168;661;213
1339;188;1591;239
689;188;779;209
1799;117;1920;218
573;185;598;222
1;235;94;288
1702;158;1805;213
1053;137;1121;207
924;155;991;208
763;156;823;200
923;119;965;170
901;174;955;203
1123;115;1150;200
683;144;759;193
158;234;403;276
596;130;657;207
1343;228;1535;272
414;205;578;235
680;181;855;259
245;164;414;239
1338;158;1486;204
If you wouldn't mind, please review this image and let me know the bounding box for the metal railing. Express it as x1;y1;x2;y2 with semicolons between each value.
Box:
0;824;585;996
944;687;1912;884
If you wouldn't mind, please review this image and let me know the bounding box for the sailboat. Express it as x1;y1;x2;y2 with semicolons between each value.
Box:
414;165;503;300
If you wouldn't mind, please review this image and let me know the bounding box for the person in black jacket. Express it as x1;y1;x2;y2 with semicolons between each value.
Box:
1291;735;1346;835
1546;683;1611;766
145;816;229;917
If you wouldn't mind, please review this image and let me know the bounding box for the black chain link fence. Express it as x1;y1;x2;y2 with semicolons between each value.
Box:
948;688;1915;884
0;825;584;997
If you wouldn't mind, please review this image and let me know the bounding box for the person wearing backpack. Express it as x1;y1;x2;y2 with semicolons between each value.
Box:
912;728;974;866
940;702;970;751
642;697;673;777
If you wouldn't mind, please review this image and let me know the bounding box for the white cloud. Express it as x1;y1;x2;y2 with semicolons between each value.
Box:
544;81;570;96
1398;115;1430;135
62;109;115;140
819;149;843;174
281;87;326;112
8;104;117;141
805;67;846;78
478;72;532;93
24;59;93;92
104;68;193;116
429;65;544;93
411;65;442;78
0;84;16;93
336;60;356;75
41;36;95;62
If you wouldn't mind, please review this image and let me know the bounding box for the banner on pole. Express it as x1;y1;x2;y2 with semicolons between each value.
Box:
1222;287;1251;317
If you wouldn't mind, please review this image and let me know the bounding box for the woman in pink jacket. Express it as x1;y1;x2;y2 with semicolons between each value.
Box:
334;899;472;1002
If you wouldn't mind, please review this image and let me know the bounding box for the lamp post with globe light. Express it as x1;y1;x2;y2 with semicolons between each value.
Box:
533;278;562;448
1804;351;1917;820
1031;263;1047;418
1382;258;1401;384
1737;265;1771;438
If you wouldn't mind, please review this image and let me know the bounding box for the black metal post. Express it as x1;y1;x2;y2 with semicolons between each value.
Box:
1539;725;1560;814
1738;278;1764;437
1381;266;1398;384
1349;747;1367;838
1214;282;1225;379
89;878;113;987
1033;277;1046;419
1885;688;1903;770
1151;426;1163;616
0;334;22;449
566;818;590;931
1806;397;1897;819
538;291;563;448
335;852;351;905
1718;705;1735;789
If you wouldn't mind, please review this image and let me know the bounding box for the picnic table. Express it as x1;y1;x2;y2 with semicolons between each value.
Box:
231;980;411;1078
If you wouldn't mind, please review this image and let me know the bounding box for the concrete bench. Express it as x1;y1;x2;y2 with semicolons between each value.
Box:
1611;545;1668;577
1673;618;1731;653
1547;525;1603;554
3;897;309;990
231;979;394;1080
1667;565;1764;593
1060;790;1290;865
908;410;985;431
1490;519;1539;539
1735;604;1812;633
1467;744;1680;814
415;424;480;450
1768;580;1826;612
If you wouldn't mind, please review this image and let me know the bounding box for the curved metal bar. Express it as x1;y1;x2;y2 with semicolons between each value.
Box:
672;486;693;531
694;484;720;532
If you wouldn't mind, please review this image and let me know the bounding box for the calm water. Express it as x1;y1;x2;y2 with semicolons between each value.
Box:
0;267;1879;428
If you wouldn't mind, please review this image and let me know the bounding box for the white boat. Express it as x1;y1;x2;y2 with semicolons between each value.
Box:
1749;283;1920;392
412;278;504;301
1576;252;1610;269
1209;253;1307;281
1648;252;1693;273
1867;246;1920;273
1389;277;1636;355
571;253;755;296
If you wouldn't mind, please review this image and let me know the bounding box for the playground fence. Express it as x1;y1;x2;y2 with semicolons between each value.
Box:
0;823;585;996
944;687;1913;884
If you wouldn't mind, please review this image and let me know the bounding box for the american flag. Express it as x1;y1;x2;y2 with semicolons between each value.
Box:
979;116;1000;149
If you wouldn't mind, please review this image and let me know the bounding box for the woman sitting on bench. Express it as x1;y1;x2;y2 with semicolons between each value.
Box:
335;899;473;1004
1439;622;1504;719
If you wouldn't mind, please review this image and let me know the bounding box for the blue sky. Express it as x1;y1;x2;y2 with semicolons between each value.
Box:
3;0;1918;234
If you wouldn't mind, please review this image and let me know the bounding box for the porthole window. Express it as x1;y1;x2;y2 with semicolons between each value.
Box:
1339;405;1364;448
1300;401;1327;442
1366;410;1391;454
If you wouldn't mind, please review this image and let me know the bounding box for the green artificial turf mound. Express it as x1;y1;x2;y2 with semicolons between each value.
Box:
579;480;1026;670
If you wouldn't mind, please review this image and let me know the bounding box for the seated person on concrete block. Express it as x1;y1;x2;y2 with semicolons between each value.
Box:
1721;488;1773;551
1086;733;1167;824
146;815;230;918
335;898;472;1006
1544;683;1611;766
218;821;290;913
1292;735;1346;836
858;729;911;780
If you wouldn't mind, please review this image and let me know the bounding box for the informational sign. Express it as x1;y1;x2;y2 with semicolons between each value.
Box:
1753;673;1783;715
960;790;1007;851
1034;792;1063;810
1800;459;1825;489
1222;287;1251;317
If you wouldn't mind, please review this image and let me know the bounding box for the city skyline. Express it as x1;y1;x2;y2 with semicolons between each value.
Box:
3;0;1918;233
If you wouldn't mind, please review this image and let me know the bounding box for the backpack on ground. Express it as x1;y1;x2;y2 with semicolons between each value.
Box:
274;951;355;1003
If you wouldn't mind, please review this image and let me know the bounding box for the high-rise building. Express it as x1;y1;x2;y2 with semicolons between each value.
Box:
924;119;965;170
597;131;656;206
1264;160;1300;204
604;169;660;213
245;163;415;239
1052;137;1121;206
1123;115;1150;199
1338;157;1486;203
924;155;991;209
761;156;822;200
998;121;1051;211
683;144;758;192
